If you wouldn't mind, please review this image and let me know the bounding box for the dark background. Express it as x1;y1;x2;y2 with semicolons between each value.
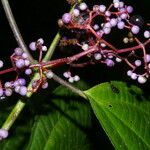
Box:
0;0;149;149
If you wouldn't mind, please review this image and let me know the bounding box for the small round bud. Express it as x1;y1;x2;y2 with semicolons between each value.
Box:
127;6;133;13
79;3;87;11
0;60;4;68
145;54;150;63
58;19;64;27
131;73;137;80
42;46;47;51
82;44;89;51
120;13;127;19
5;89;12;97
117;21;125;29
42;82;48;89
29;42;36;51
105;11;111;17
37;38;44;45
131;25;140;34
46;71;54;79
62;13;71;24
73;75;80;82
4;82;12;88
25;69;32;75
68;77;74;83
22;53;28;59
105;59;115;67
19;86;27;96
0;129;8;140
99;5;106;13
72;9;80;17
15;59;25;68
135;60;142;66
116;57;122;62
63;72;70;78
18;78;26;86
15;86;20;93
14;48;23;56
24;59;30;66
93;24;99;30
144;31;150;38
127;70;132;76
138;76;147;84
0;89;4;97
101;43;106;47
110;18;117;27
103;27;111;34
94;53;102;60
123;37;129;44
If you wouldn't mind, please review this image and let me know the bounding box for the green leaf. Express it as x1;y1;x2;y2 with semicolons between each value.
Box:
84;81;150;150
26;82;92;150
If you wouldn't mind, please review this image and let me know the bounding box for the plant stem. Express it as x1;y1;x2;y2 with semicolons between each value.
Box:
52;73;87;99
1;0;35;63
1;0;84;131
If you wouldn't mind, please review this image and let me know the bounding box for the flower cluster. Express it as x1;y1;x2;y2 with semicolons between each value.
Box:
0;38;53;98
59;0;150;84
0;0;150;99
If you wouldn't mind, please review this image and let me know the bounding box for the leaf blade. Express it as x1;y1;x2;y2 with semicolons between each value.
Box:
85;81;150;150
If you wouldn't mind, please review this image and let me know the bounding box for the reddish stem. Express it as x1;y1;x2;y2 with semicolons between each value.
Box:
0;67;16;75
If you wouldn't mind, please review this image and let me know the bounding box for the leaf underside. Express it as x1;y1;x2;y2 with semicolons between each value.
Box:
85;81;150;150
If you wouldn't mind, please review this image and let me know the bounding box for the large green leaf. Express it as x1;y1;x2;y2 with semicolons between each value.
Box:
84;81;150;150
26;83;92;150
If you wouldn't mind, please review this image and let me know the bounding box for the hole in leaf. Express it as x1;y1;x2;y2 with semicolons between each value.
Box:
108;104;113;108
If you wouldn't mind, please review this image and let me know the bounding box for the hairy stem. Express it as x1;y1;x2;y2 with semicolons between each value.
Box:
1;0;35;63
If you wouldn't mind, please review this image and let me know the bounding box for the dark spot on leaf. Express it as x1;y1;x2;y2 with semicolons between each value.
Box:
110;84;120;94
108;104;113;108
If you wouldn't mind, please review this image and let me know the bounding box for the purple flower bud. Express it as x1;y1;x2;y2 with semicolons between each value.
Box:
14;48;23;56
144;31;150;38
99;5;106;13
0;89;4;97
37;38;44;45
5;89;12;97
42;82;48;89
62;13;71;24
22;53;28;59
0;129;8;140
19;86;27;96
0;60;4;68
24;59;30;66
127;6;133;13
79;3;87;11
29;42;36;51
103;27;111;34
110;18;117;27
18;78;26;86
4;82;12;88
117;21;125;29
15;59;25;68
131;25;140;34
25;69;32;75
105;59;115;67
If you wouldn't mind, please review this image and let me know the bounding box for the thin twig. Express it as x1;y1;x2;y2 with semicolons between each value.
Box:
52;73;87;99
1;0;35;63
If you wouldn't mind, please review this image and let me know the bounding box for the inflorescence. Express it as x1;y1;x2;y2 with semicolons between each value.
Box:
0;0;150;99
